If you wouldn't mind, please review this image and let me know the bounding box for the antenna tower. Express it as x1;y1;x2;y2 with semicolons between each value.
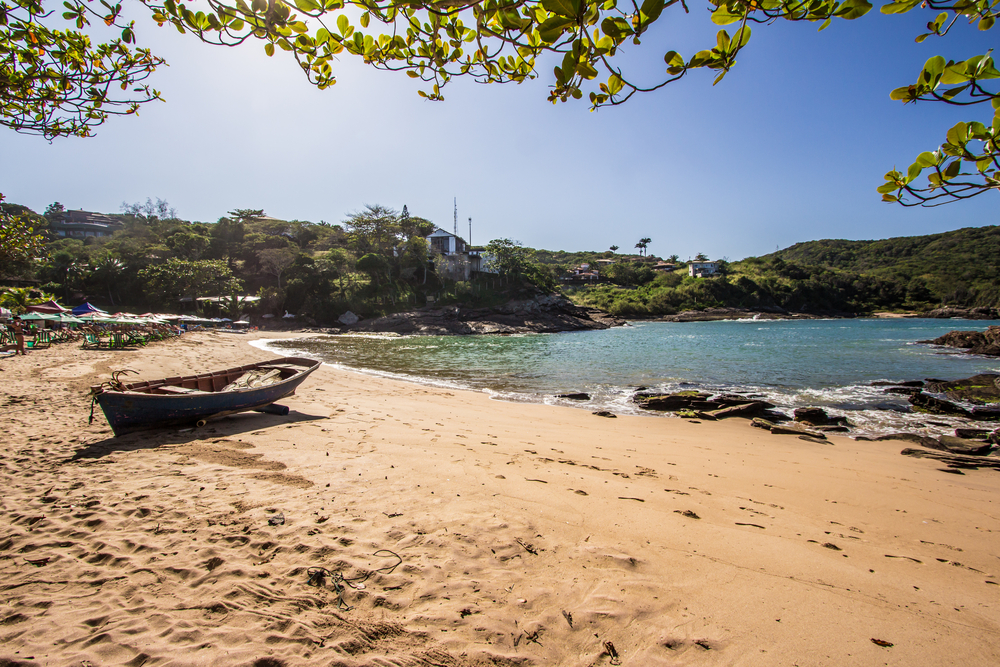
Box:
453;198;457;236
468;217;472;247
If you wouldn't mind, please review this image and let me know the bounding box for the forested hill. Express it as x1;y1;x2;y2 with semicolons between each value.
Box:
760;225;1000;309
767;225;1000;279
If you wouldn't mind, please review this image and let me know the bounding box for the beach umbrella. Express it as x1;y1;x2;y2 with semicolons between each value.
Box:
72;302;107;316
57;313;84;324
26;300;69;314
19;312;59;321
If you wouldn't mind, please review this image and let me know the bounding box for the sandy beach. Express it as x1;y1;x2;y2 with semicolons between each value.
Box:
2;330;998;666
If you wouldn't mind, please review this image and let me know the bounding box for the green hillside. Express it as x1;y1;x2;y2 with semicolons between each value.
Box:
766;226;1000;309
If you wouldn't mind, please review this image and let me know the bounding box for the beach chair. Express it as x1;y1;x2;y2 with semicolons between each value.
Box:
33;331;52;349
82;333;103;349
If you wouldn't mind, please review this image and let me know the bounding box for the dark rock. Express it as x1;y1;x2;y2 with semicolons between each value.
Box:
884;387;922;396
918;325;1000;356
814;425;851;433
908;392;972;418
972;406;1000;422
900;447;1000;471
751;417;775;430
634;392;710;411
793;407;851;427
874;433;941;449
871;380;924;387
918;307;999;320
702;402;773;420
770;423;827;439
955;428;992;441
936;435;995;456
923;373;1000;403
557;393;591;401
592;411;617;418
761;410;792;422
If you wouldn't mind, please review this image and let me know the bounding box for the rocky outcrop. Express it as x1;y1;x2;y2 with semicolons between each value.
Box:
908;392;972;418
633;391;780;421
919;326;1000;357
653;307;847;323
924;373;1000;403
918;307;999;320
793;407;852;428
344;294;625;335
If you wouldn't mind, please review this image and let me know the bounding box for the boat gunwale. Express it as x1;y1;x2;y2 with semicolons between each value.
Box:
90;356;321;396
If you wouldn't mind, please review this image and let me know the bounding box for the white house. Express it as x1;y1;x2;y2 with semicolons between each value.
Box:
688;261;720;278
426;227;497;280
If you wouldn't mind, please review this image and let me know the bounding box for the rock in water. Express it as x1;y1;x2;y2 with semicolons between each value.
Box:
918;326;1000;356
338;310;360;325
908;392;972;418
793;407;851;427
557;393;591;401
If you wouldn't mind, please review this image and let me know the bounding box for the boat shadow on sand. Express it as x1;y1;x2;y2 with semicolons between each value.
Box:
70;410;326;460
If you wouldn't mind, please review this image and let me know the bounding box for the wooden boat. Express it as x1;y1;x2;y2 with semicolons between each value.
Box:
91;356;321;436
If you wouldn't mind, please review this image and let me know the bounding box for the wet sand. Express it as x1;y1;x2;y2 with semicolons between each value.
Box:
1;330;998;666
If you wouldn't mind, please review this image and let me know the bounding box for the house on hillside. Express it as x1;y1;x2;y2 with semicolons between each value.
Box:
688;260;720;278
427;227;497;281
653;262;678;272
560;263;600;284
49;210;124;239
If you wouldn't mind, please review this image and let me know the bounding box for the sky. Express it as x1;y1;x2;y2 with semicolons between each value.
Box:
1;4;997;261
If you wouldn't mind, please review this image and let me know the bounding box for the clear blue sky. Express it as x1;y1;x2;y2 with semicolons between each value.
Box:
1;5;997;261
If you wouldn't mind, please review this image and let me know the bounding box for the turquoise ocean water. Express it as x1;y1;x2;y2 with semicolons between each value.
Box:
254;318;1000;436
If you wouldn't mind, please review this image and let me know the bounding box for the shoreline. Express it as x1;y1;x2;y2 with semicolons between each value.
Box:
253;323;1000;440
2;331;999;666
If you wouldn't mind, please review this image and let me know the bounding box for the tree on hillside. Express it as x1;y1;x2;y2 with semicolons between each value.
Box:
485;238;531;283
139;258;242;305
635;238;651;257
610;245;619;254
344;204;401;257
121;197;177;221
257;247;298;289
2;2;995;206
694;252;710;262
0;194;47;270
228;209;266;223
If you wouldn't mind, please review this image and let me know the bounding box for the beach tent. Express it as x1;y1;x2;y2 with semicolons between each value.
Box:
72;302;107;316
26;300;69;314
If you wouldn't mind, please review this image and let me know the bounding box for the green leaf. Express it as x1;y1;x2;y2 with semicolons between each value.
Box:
293;0;320;11
944;160;961;179
710;6;741;26
876;182;899;194
640;0;664;22
541;0;580;18
264;41;274;57
914;151;937;168
607;73;623;95
337;14;349;35
889;85;915;102
663;50;684;68
979;16;995;31
905;162;923;182
359;12;370;28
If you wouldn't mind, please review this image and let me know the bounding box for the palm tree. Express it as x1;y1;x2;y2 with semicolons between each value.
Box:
610;245;619;253
635;237;651;257
0;287;56;314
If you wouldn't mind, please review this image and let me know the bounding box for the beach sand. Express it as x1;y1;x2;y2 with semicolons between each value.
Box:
1;330;998;666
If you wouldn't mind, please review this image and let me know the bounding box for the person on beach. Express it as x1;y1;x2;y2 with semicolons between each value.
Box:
11;319;27;355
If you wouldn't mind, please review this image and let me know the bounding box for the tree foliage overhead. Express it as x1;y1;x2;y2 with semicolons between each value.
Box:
1;1;996;204
0;0;164;139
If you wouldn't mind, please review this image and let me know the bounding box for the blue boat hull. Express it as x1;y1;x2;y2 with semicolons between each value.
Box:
93;357;320;436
